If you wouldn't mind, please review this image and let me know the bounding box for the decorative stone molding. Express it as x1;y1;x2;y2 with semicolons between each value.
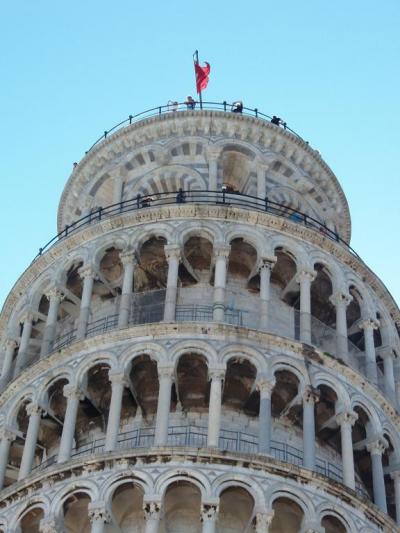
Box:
366;438;388;456
143;500;161;521
164;244;181;262
329;292;352;308
88;501;111;524
335;410;358;427
201;503;219;523
255;511;274;532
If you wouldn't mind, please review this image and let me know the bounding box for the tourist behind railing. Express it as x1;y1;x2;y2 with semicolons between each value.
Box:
176;188;185;203
231;101;243;113
168;100;179;112
185;96;196;109
271;115;287;129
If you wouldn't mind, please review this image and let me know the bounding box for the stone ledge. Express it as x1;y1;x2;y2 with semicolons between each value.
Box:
0;447;393;530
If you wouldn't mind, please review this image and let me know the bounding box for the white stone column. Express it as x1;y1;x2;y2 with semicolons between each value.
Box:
88;502;110;533
57;385;81;463
105;371;127;451
259;259;275;331
367;439;388;512
118;251;136;328
360;319;379;385
154;366;174;445
39;516;61;533
381;348;396;399
163;245;181;322
0;427;15;489
391;471;400;525
257;377;276;454
302;387;318;470
336;410;358;490
213;245;230;322
76;265;95;340
18;403;41;480
40;288;63;357
201;503;219;533
0;339;17;385
207;368;225;447
143;501;161;533
256;164;267;200
255;511;274;532
329;292;352;363
112;174;124;204
15;311;33;374
296;270;316;344
207;147;221;191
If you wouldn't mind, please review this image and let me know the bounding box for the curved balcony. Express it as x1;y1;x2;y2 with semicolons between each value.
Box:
36;190;359;260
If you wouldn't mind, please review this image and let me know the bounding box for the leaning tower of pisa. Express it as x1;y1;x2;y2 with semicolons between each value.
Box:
0;102;399;532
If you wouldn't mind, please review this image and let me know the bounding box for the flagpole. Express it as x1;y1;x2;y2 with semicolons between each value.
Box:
194;49;203;109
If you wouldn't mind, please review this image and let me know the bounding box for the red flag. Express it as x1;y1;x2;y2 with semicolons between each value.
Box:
194;61;211;93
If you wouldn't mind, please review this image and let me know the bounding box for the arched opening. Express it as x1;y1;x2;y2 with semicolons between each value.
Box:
63;491;91;532
271;370;301;431
176;353;209;412
58;261;84;339
125;355;159;427
315;385;340;460
321;514;347;533
269;496;304;533
220;147;255;194
19;506;44;533
162;481;202;532
180;236;213;287
40;378;69;462
217;486;255;531
270;249;298;338
310;264;335;343
222;358;258;416
75;363;111;449
347;286;364;351
110;482;145;531
227;238;257;288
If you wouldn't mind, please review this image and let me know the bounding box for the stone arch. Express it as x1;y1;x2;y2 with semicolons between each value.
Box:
270;236;307;268
75;352;118;387
11;496;50;531
101;471;155;504
6;389;36;427
316;503;355;533
165;136;207;159
269;357;309;391
224;227;265;259
51;481;99;517
268;185;322;221
37;369;75;407
55;249;91;285
155;469;212;499
265;485;314;522
131;164;207;197
308;251;344;294
345;273;375;318
311;371;350;410
381;422;400;461
349;394;382;434
120;342;166;372
177;221;220;248
220;345;265;374
92;234;129;268
134;225;174;252
169;340;218;369
212;474;266;509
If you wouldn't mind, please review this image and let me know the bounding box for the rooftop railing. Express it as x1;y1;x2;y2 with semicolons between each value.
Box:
36;190;359;261
84;100;304;154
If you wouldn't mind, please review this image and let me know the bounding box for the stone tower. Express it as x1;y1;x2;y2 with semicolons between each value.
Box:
0;102;399;532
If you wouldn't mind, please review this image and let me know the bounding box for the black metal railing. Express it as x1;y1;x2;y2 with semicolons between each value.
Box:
35;190;359;261
84;101;304;155
31;424;369;499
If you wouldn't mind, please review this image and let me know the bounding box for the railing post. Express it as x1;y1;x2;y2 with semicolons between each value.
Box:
129;114;133;124
64;225;69;237
254;108;258;117
104;130;107;139
158;106;162;114
265;196;268;211
223;101;227;112
98;207;102;221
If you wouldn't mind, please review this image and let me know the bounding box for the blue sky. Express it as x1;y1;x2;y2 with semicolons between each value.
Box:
1;0;399;309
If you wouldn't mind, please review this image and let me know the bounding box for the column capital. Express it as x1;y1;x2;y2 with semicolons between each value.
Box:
157;364;174;380
45;287;64;301
256;377;276;398
88;501;111;524
359;318;380;332
0;426;16;442
78;264;95;280
303;386;320;405
258;257;276;272
296;270;316;284
120;249;138;267
366;437;388;456
4;338;17;351
206;145;222;161
214;244;231;259
390;469;400;482
39;516;61;533
255;511;275;531
329;291;352;308
108;370;128;387
143;500;161;520
335;410;358;427
201;503;219;523
208;366;225;381
377;345;395;360
63;384;82;401
164;244;181;262
20;309;34;323
26;402;42;417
